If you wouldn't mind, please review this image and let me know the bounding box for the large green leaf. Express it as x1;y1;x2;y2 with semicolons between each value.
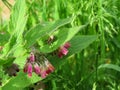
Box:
24;18;73;47
1;0;27;57
49;35;98;68
39;25;87;53
2;71;41;90
69;35;98;55
98;64;120;72
8;0;27;38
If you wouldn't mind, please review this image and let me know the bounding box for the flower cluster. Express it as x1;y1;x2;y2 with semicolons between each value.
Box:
58;42;71;58
23;52;55;78
23;41;70;78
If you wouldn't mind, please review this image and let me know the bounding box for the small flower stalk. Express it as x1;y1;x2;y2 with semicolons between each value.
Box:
23;52;55;78
58;42;71;58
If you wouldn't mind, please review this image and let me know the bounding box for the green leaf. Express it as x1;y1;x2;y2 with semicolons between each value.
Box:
14;55;27;69
1;36;16;57
98;64;120;72
2;71;41;90
0;57;14;66
1;0;27;57
39;25;87;53
69;35;98;55
8;0;27;38
0;33;10;45
24;18;73;47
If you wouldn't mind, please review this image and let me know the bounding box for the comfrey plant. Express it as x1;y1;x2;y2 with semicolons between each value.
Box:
23;42;70;78
0;1;98;89
23;52;55;78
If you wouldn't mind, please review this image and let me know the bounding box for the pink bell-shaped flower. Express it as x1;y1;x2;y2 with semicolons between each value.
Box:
23;63;33;77
29;52;35;62
64;42;70;48
33;63;41;75
40;70;47;78
58;42;71;58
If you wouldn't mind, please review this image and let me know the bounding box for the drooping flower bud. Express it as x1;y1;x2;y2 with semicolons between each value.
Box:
27;63;33;77
57;42;71;58
47;64;55;72
33;63;41;75
29;52;35;62
40;69;47;78
58;46;68;58
23;62;33;77
64;42;71;49
45;60;55;74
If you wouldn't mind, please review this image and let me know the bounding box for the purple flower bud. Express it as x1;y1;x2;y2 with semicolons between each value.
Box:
45;60;55;73
58;52;63;58
48;64;54;72
60;47;68;55
40;70;47;78
34;63;41;75
58;46;68;58
64;42;70;49
29;52;35;62
57;42;71;58
46;69;51;74
27;63;33;77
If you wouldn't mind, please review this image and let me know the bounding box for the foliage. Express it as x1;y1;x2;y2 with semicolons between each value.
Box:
0;0;120;90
